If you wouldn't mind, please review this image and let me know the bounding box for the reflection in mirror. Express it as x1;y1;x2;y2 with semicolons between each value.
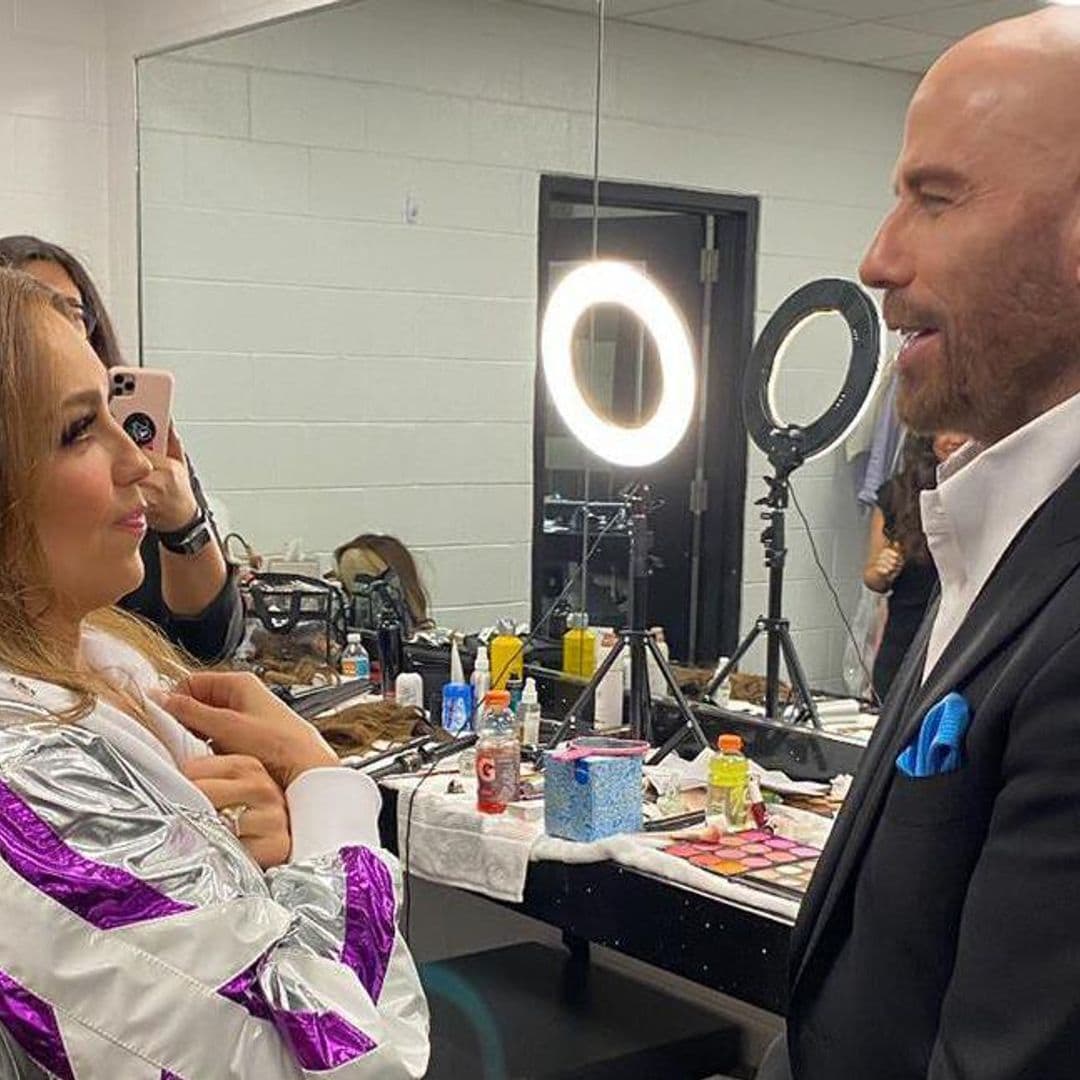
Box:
137;0;955;687
568;302;663;432
534;178;753;664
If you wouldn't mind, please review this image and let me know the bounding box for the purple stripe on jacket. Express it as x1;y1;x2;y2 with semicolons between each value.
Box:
220;958;378;1070
273;1007;376;1071
0;778;192;930
0;968;75;1080
340;846;396;1002
219;962;273;1023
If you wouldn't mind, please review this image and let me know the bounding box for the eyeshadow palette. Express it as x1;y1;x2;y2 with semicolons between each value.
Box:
663;829;821;898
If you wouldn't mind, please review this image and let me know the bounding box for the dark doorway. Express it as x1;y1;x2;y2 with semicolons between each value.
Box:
533;178;758;664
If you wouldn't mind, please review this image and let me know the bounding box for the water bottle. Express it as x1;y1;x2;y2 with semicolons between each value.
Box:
476;690;521;815
341;632;370;681
706;733;749;833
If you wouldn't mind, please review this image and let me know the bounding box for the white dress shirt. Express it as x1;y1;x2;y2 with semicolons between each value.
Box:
921;390;1080;680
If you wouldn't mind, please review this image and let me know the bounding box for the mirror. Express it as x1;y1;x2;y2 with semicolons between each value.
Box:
137;0;962;687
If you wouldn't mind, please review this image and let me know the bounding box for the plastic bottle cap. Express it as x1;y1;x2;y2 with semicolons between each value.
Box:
718;734;743;753
566;612;589;629
475;645;489;670
522;677;538;703
495;617;517;635
484;690;512;708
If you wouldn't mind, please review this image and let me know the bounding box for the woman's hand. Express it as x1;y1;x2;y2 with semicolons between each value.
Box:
182;754;291;868
158;672;339;790
140;426;200;533
873;544;905;584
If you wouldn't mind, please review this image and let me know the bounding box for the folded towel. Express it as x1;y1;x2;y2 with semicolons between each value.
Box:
896;692;971;778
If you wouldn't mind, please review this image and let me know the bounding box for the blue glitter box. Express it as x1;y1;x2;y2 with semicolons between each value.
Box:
544;752;643;843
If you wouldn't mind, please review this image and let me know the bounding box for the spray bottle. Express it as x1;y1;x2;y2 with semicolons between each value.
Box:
518;676;542;746
471;645;491;725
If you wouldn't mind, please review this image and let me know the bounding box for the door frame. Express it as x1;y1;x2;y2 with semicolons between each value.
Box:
533;176;759;661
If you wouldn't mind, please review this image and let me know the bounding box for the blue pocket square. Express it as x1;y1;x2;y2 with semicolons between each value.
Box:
896;692;971;778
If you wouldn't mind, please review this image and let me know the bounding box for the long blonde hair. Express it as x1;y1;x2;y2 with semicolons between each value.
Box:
334;533;432;630
0;268;187;722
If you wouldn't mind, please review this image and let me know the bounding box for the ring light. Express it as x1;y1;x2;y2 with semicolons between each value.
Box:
743;278;883;465
541;260;696;468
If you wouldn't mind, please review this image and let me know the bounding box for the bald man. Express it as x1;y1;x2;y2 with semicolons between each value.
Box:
769;9;1080;1080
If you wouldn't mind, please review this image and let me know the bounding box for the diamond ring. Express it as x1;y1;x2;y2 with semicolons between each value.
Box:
218;803;249;837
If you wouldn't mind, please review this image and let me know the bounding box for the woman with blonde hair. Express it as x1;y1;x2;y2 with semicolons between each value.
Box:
0;268;428;1077
0;234;243;663
335;533;433;634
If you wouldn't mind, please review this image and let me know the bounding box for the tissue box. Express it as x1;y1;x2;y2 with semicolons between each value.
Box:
544;754;643;842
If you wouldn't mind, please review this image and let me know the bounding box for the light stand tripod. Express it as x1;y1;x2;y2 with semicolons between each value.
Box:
703;427;820;728
547;486;709;762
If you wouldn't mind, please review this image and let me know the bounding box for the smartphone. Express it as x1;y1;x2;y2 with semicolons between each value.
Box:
108;367;174;453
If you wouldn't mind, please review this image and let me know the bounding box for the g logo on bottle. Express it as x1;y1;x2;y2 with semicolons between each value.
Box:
477;757;496;783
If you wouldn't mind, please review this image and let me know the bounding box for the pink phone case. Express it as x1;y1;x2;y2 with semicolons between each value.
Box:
108;367;174;453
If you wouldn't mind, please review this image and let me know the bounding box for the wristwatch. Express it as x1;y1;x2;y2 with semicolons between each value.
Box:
157;506;214;556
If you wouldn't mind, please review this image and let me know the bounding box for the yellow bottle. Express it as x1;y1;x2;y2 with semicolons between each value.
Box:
706;734;749;833
490;619;524;691
562;612;596;678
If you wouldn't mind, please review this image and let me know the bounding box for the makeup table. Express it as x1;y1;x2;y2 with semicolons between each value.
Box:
377;689;867;1016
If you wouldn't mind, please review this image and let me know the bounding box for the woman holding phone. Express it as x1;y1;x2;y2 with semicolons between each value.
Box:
0;235;243;663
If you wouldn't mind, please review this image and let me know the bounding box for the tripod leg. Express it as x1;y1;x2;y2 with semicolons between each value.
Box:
628;632;651;742
546;636;628;748
701;622;764;702
643;635;710;765
778;626;820;729
765;623;783;721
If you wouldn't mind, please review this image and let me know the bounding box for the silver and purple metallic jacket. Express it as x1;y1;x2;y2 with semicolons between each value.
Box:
0;630;430;1078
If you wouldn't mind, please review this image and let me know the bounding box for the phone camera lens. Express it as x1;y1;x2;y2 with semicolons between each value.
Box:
124;380;135;391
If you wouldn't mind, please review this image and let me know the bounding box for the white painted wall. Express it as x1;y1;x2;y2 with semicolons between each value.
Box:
105;0;340;349
137;0;913;679
0;0;110;290
0;0;913;680
0;0;333;341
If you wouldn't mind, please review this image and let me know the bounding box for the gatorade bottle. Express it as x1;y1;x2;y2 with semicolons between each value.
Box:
706;734;749;833
476;691;521;814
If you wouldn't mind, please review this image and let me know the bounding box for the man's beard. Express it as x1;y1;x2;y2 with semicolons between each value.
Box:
896;246;1080;443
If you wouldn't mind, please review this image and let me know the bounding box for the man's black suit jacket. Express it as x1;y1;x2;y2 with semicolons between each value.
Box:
786;463;1080;1080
